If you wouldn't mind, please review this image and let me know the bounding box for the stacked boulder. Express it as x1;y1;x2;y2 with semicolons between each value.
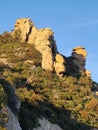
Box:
72;46;87;71
71;46;90;77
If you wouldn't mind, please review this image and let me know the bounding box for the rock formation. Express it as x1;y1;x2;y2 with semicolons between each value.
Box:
13;18;57;71
71;46;87;71
14;18;33;42
32;28;57;71
33;118;62;130
54;54;66;77
6;107;22;130
71;46;90;76
13;18;90;77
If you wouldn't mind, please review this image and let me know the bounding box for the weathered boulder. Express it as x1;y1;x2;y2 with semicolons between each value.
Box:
54;54;66;77
33;117;62;130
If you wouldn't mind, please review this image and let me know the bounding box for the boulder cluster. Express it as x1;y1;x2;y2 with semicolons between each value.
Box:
13;18;90;77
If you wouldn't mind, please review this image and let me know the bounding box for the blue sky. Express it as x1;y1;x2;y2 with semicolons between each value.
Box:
0;0;98;82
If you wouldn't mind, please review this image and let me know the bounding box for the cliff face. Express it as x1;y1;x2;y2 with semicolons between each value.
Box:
13;18;90;77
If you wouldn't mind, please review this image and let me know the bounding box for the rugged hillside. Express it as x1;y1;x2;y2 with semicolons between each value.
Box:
0;18;98;130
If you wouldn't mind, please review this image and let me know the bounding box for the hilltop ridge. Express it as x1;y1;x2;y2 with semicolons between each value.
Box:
0;18;98;130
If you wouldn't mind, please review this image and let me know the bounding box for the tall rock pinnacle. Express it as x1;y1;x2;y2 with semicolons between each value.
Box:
71;46;90;77
13;18;57;71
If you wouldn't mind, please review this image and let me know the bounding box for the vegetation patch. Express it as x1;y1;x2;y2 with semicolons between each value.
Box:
0;31;98;130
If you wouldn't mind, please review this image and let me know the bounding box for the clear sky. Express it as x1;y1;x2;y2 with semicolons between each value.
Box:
0;0;98;82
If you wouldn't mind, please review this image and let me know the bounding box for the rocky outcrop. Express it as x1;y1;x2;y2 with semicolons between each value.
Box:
13;18;57;71
71;46;90;76
54;54;66;77
13;18;90;77
14;18;33;42
32;28;57;71
71;46;87;71
34;118;62;130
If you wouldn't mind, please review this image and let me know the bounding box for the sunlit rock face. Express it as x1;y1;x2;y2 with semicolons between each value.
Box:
13;18;57;71
14;18;33;42
5;107;22;130
85;70;91;77
54;54;66;77
32;28;57;71
33;118;62;130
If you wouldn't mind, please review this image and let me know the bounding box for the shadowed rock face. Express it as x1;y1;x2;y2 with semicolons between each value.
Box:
33;118;62;130
72;46;87;71
71;46;90;77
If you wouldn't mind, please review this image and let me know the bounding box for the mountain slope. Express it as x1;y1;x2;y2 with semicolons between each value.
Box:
0;18;98;130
